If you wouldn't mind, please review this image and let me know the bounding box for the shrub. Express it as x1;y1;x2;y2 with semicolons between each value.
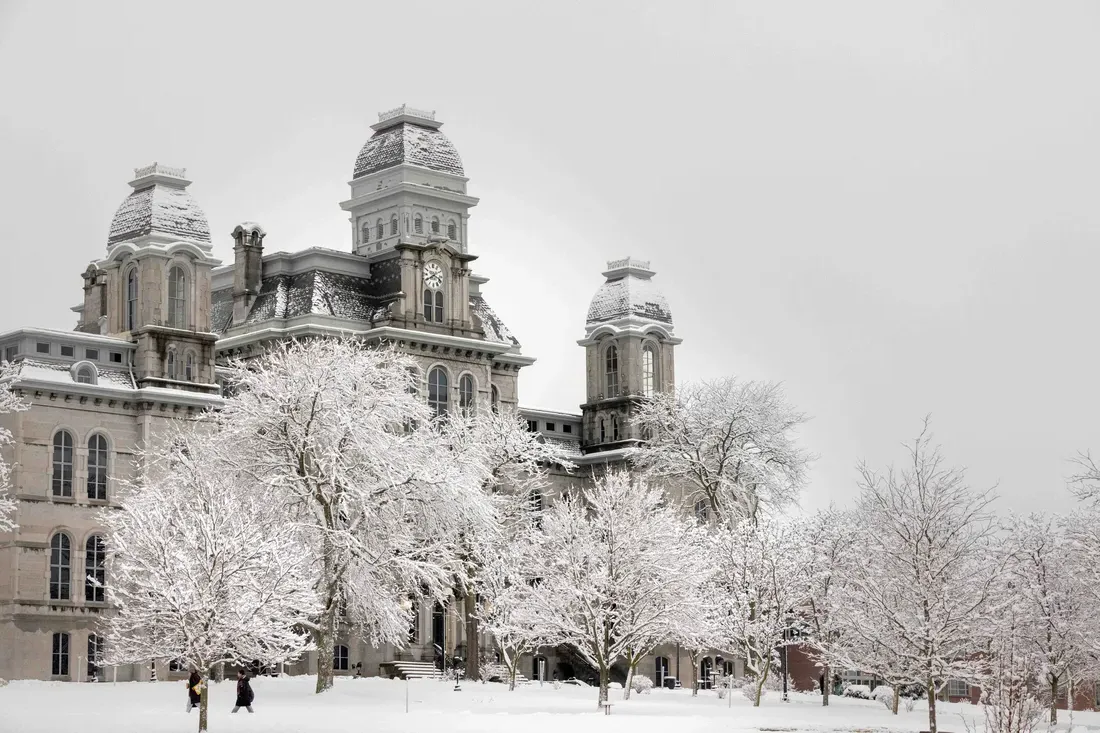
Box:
843;684;872;699
872;684;896;709
631;675;654;694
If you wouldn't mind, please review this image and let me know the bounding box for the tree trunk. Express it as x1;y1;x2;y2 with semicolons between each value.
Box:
215;663;224;683
198;676;209;733
690;652;699;697
464;590;479;682
1050;677;1059;724
508;659;517;692
623;662;635;700
314;604;337;694
927;679;938;733
892;684;900;715
598;665;609;707
822;663;830;707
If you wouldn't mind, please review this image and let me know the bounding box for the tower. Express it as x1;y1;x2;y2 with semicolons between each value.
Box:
75;163;221;392
578;258;681;453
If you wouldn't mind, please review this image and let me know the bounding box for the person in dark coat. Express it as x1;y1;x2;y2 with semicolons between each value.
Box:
187;670;202;712
232;669;255;713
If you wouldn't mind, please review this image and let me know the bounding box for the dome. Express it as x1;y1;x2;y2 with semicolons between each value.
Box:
586;258;673;326
107;163;211;247
352;105;464;179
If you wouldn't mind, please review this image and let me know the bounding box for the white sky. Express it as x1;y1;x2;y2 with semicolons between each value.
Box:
2;0;1099;515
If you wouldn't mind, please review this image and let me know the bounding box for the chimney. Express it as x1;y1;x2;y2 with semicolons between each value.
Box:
232;222;266;324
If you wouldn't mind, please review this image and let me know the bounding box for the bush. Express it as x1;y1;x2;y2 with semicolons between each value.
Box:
741;681;767;701
844;684;872;699
631;675;654;694
552;680;563;690
872;684;896;709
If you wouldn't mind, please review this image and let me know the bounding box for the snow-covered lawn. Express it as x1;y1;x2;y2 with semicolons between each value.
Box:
6;675;1091;733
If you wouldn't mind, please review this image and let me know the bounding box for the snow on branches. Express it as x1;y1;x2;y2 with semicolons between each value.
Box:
102;429;320;733
631;377;812;523
525;471;711;706
0;361;28;533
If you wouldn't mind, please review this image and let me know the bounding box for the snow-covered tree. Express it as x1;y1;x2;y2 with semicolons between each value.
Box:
709;514;810;706
1001;513;1089;723
102;429;320;733
631;377;813;523
212;339;495;694
802;506;859;707
837;419;998;733
525;471;711;706
0;361;28;533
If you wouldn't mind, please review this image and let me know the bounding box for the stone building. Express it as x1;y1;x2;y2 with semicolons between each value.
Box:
0;105;727;687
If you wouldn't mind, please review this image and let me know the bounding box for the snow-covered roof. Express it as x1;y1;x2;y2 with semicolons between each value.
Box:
107;164;211;247
585;258;673;326
470;295;519;347
13;359;134;389
352;109;464;179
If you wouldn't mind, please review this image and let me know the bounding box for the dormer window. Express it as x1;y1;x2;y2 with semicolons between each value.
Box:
414;215;423;234
72;362;97;385
431;217;440;234
167;266;187;328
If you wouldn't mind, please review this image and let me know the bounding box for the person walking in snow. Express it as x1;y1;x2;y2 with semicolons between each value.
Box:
187;670;202;712
232;669;254;713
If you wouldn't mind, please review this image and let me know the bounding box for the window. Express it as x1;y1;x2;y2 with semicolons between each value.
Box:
167;266;187;328
447;222;456;240
491;385;500;413
376;219;384;240
545;422;556;432
599;419;606;442
3;346;15;362
459;375;475;417
947;680;969;697
427;368;449;418
722;660;734;677
422;289;433;321
424;289;443;323
409;600;420;643
334;645;349;671
75;365;96;384
87;434;108;501
563;424;573;434
167;350;177;380
185;353;194;382
52;632;70;677
526;420;538;432
414;215;423;234
126;269;137;331
52;430;74;497
87;634;103;680
655;656;669;684
390;216;398;236
169;658;186;673
642;344;657;397
60;345;74;357
694;499;709;524
109;351;123;363
532;656;548;682
85;535;106;602
36;342;50;354
612;415;620;441
360;221;370;243
85;348;99;361
431;217;439;234
605;345;619;397
433;291;443;322
50;533;71;600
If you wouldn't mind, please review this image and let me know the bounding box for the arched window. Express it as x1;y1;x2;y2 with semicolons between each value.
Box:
167;350;177;380
390;216;398;236
532;655;548;682
459;374;475;417
52;632;70;677
434;291;443;322
52;430;74;497
75;365;96;385
423;289;444;323
642;344;657;397
334;645;349;671
490;385;500;413
428;367;449;418
655;656;670;685
87;434;108;501
125;269;138;331
50;532;71;600
431;216;440;234
599;418;606;443
414;215;423;234
700;657;714;688
376;219;384;240
612;415;620;441
167;266;187;328
184;352;195;382
605;345;619;397
447;221;457;240
361;221;370;244
722;659;734;677
87;634;103;681
85;535;106;602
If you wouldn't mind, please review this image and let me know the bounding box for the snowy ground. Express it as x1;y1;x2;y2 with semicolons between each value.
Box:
3;675;1098;733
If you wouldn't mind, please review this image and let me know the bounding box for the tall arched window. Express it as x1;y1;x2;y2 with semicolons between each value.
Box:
532;655;548;681
87;634;103;681
167;266;187;328
612;415;620;441
428;367;449;418
52;632;70;677
390;216;398;236
599;418;606;443
414;215;423;234
431;216;440;234
433;291;443;322
361;221;370;244
447;221;457;240
125;269;138;331
52;430;74;497
490;385;500;413
87;434;108;501
642;344;657;397
655;656;670;685
423;290;444;323
605;345;619;397
376;219;384;240
85;535;106;602
459;375;475;417
50;532;71;600
334;645;349;671
184;352;195;382
167;350;177;380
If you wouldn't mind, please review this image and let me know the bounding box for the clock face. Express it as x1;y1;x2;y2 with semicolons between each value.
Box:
423;262;444;290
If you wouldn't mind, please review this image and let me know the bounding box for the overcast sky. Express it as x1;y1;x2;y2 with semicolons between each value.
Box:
2;1;1099;516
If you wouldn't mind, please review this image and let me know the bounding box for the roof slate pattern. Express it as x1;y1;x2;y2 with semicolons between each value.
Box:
470;295;519;346
586;274;673;325
541;434;582;457
15;359;134;389
107;185;212;246
352;122;464;179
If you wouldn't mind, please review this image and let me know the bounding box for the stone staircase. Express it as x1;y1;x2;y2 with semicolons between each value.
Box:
386;661;442;680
